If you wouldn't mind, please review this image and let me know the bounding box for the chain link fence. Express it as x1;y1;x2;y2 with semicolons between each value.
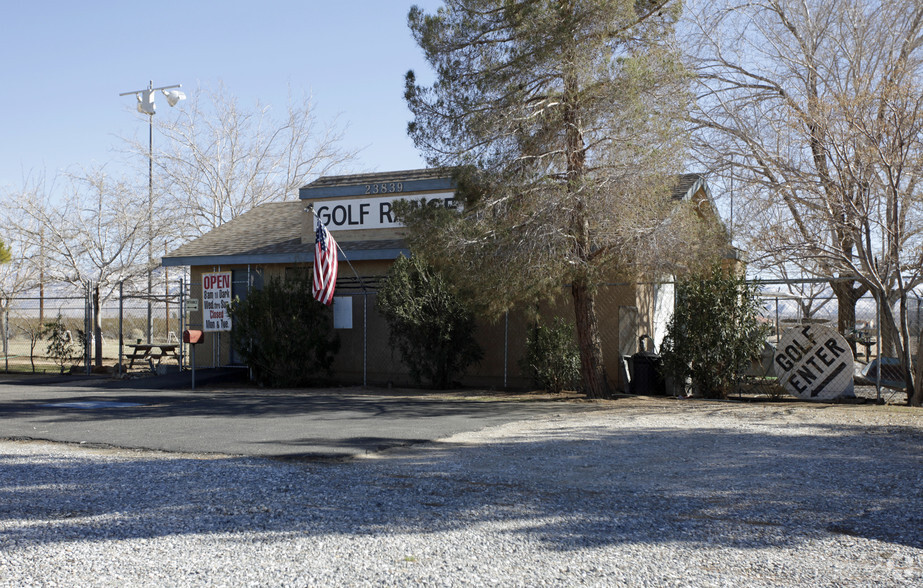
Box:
754;278;920;403
1;295;88;374
160;275;669;391
1;281;185;375
326;281;664;391
4;274;642;386
111;284;184;375
8;274;918;402
329;288;524;389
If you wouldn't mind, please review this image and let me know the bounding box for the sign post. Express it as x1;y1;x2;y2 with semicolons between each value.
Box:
183;330;204;390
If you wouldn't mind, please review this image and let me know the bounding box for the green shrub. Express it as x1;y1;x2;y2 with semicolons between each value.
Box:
228;274;340;387
44;314;76;374
377;255;483;389
76;329;90;364
660;264;769;399
519;318;581;393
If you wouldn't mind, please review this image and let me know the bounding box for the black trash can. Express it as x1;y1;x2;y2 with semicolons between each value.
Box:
629;335;666;396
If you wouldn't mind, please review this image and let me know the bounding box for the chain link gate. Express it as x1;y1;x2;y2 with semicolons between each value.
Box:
114;279;186;376
1;291;88;374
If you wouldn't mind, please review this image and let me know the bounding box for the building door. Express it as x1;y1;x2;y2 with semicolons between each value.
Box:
618;306;639;392
619;306;639;358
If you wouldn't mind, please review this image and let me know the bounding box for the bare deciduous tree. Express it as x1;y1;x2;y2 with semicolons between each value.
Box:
10;169;151;367
0;177;45;297
687;0;923;405
1;178;46;371
143;84;359;242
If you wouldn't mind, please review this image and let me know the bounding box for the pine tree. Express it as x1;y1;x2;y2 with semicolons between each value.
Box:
0;238;11;265
404;0;704;397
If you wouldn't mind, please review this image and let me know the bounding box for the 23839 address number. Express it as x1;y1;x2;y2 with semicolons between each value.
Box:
365;182;404;194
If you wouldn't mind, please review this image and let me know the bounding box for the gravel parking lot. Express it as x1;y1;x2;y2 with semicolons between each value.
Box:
1;395;921;587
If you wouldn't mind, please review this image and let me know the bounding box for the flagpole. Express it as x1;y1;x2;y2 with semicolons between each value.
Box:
305;204;369;388
304;204;368;293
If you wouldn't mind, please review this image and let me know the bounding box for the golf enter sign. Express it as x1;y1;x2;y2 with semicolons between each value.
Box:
774;324;854;400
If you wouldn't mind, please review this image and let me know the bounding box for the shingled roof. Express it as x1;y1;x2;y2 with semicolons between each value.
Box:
301;169;707;200
162;200;407;267
299;168;456;200
301;168;449;189
164;170;713;268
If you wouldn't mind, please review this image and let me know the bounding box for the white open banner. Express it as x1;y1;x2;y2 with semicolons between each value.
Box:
202;271;232;332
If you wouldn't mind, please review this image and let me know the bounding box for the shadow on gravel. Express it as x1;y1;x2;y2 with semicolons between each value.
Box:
1;421;921;551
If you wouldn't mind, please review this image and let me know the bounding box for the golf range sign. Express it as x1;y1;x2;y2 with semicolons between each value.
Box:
774;324;854;400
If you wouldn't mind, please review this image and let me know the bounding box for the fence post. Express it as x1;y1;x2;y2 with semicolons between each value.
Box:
147;276;153;345
504;311;509;389
363;291;368;388
917;295;921;348
118;281;124;377
2;307;8;373
916;295;921;388
84;281;91;375
774;297;780;340
180;277;186;370
876;293;882;402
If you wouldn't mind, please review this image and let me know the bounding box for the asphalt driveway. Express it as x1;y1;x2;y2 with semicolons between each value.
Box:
0;374;594;459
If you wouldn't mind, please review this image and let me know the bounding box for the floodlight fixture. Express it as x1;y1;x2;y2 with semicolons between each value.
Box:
137;89;157;114
119;81;183;116
162;89;186;107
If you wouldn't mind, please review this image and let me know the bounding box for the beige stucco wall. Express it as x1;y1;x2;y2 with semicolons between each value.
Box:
178;180;689;390
184;259;649;391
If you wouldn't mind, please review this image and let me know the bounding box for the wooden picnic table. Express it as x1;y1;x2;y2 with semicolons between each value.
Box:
845;330;877;360
125;343;180;371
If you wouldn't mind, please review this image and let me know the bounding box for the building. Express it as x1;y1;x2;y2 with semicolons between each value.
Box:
163;169;724;390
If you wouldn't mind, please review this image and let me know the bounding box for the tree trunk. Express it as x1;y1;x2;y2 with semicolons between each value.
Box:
878;297;901;358
93;285;103;368
1;306;7;373
830;280;870;359
560;62;607;398
830;280;859;335
879;301;899;358
572;279;609;398
896;288;917;406
876;289;917;404
913;331;923;407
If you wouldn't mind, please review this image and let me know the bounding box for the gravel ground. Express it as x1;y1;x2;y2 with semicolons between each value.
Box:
1;396;921;587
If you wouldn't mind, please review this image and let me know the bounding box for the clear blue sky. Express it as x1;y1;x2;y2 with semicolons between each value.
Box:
0;0;444;192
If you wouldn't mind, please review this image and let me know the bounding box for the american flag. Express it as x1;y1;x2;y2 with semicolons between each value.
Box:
313;217;338;305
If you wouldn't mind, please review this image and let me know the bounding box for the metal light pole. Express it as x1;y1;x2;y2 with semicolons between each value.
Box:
119;81;185;342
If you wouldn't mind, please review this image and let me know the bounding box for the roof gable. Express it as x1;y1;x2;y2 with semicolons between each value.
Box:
671;173;709;201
